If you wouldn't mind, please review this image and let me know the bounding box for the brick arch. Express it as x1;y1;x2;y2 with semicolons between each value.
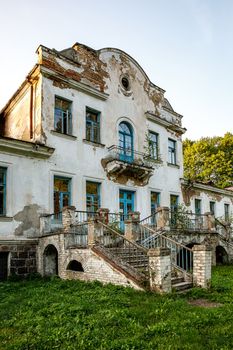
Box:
66;260;84;272
43;244;58;276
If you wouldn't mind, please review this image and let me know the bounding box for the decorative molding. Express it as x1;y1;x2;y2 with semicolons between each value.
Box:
0;137;54;159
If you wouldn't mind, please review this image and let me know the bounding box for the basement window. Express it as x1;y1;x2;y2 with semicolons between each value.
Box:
0;167;6;216
54;96;72;135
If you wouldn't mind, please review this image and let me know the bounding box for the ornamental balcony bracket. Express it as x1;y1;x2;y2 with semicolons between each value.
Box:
101;145;155;186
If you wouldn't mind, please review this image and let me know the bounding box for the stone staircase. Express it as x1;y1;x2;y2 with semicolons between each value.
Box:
171;275;193;292
107;247;149;273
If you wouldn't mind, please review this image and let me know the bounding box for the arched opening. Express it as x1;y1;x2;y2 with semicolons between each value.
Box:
66;260;84;272
43;244;58;276
118;121;133;162
216;246;228;265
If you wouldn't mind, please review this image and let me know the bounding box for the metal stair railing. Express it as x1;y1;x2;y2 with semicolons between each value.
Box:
96;221;149;276
215;218;233;248
136;223;165;248
137;227;193;276
139;211;158;229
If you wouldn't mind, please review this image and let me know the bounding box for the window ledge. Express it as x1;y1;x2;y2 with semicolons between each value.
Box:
50;130;77;140
83;139;105;148
167;162;180;169
0;216;13;222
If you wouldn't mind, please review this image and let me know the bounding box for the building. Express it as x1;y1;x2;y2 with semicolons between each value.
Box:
0;42;232;289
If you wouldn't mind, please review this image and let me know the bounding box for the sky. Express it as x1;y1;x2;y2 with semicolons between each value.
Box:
0;0;232;140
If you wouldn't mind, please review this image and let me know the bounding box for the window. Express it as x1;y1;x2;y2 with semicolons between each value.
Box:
151;192;160;214
86;108;100;143
170;195;179;211
151;192;160;225
0;167;6;216
168;139;176;164
54;176;71;219
54;96;72;135
224;204;230;222
195;199;202;215
148;131;159;160
86;181;100;212
209;201;215;216
170;195;179;226
119;122;133;162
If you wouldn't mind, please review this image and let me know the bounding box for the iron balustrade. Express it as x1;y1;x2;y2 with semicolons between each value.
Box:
96;221;149;277
74;210;96;224
107;145;154;167
139;211;158;229
169;210;206;231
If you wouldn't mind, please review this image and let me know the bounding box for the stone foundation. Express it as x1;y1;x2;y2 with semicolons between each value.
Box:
0;240;37;278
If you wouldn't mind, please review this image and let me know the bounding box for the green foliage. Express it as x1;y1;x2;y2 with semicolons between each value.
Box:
1;267;233;349
183;133;233;188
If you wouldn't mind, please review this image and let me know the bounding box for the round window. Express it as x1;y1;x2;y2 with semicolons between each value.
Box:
121;76;130;91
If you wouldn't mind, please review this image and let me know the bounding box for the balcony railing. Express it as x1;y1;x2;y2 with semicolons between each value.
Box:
107;145;154;168
169;210;206;231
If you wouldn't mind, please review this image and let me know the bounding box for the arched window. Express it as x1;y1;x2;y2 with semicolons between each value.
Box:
118;122;133;162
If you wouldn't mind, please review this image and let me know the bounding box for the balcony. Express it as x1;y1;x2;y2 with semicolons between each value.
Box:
101;145;155;186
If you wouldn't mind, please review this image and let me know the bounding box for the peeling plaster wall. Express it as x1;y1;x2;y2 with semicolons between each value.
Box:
182;185;233;218
1;76;43;143
0;152;52;238
39;44;183;219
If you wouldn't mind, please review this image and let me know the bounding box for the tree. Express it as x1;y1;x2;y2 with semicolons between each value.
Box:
183;133;233;189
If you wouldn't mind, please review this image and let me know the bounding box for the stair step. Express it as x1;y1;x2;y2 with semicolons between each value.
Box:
171;277;184;285
172;281;193;292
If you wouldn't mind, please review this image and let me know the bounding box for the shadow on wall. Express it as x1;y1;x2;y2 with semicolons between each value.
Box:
216;246;228;265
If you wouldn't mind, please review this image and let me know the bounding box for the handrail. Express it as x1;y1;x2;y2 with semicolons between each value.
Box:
98;221;148;254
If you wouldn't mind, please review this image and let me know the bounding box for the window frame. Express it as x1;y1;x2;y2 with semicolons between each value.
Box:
168;138;177;165
53;176;72;217
0;167;7;216
85;107;101;144
54;96;72;135
224;203;230;222
209;201;215;216
86;181;101;213
195;198;202;215
148;131;159;160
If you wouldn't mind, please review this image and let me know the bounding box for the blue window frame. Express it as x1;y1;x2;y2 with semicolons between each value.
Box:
151;191;160;225
119;122;133;163
195;199;202;215
86;181;101;212
0;167;7;216
54;96;72;135
119;189;134;225
168;139;176;164
148;131;159;160
54;176;71;220
86;108;100;143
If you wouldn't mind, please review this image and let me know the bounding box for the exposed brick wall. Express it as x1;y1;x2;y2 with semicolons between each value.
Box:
0;242;37;277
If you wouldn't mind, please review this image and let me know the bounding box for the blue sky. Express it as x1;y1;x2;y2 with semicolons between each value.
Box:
0;0;232;139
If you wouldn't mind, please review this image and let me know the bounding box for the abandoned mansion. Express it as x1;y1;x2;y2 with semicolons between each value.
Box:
0;42;232;292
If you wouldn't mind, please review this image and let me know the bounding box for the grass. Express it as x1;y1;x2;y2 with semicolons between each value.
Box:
1;266;233;349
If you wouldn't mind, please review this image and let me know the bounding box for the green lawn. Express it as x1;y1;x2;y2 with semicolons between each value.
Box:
1;266;233;350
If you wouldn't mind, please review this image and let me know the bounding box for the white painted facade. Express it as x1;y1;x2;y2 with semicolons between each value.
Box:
0;42;232;242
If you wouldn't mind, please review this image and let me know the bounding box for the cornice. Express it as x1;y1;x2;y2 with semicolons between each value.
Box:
0;137;54;159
